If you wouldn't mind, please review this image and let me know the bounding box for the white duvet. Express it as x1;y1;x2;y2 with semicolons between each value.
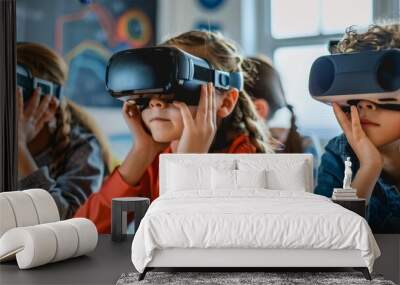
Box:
131;190;380;273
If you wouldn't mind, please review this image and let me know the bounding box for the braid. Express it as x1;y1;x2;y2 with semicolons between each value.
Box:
231;91;275;153
282;105;303;153
49;99;72;177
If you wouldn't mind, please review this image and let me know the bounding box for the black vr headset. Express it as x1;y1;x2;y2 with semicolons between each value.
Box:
105;47;244;108
17;64;63;102
309;49;400;111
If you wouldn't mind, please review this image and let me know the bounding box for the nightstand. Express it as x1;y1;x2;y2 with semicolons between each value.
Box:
331;198;366;218
111;197;150;242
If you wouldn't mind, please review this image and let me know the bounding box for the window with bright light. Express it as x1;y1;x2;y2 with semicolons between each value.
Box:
271;0;320;39
267;0;373;140
321;0;373;34
271;0;373;39
273;45;340;136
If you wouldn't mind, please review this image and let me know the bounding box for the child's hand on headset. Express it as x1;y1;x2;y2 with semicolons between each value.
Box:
122;101;169;155
333;102;383;169
17;87;57;147
173;82;217;153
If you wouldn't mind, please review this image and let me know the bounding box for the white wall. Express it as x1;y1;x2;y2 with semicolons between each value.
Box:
156;0;256;54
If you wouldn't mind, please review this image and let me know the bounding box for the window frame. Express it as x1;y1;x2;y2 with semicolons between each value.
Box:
256;0;399;58
253;0;398;137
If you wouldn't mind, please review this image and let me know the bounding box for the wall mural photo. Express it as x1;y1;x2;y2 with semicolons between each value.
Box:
6;0;400;264
1;1;400;284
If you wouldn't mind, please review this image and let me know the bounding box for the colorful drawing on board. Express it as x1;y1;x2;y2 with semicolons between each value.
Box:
63;40;115;106
52;1;156;107
116;9;153;48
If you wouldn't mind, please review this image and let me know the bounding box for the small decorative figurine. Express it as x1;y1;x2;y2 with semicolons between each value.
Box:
333;157;358;200
343;157;353;189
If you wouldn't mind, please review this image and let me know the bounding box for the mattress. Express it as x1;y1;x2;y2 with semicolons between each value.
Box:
131;190;380;273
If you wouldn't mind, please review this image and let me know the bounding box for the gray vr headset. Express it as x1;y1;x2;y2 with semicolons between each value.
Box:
309;49;400;111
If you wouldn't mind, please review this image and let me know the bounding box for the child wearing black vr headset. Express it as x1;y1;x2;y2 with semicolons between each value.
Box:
314;24;400;233
75;30;275;233
16;42;114;219
243;55;320;180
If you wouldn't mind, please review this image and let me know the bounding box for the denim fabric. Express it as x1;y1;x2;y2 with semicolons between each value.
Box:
315;134;400;233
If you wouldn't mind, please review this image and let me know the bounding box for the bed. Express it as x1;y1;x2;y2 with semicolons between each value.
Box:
131;154;380;280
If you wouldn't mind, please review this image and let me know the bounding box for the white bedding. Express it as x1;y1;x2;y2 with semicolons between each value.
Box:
131;190;380;273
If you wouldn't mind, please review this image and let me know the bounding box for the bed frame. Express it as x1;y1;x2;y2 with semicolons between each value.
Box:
139;249;371;280
137;154;372;281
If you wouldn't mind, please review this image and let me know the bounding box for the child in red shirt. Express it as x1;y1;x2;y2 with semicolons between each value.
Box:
75;31;274;233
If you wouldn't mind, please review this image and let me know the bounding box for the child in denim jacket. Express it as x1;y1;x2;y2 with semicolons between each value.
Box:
315;24;400;233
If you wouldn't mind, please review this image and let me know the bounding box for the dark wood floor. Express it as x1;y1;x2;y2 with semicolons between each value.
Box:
0;234;398;284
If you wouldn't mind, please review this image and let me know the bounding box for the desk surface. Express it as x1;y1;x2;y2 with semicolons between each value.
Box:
0;235;134;285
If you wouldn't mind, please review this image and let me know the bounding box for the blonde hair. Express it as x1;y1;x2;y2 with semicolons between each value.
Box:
334;23;400;53
163;30;274;153
17;42;114;175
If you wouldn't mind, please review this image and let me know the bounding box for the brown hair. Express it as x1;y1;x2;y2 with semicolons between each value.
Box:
243;56;304;153
16;42;114;176
334;23;400;53
163;30;274;153
243;56;286;119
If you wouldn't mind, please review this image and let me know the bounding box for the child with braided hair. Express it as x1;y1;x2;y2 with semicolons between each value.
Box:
17;42;114;219
242;55;320;180
75;30;275;233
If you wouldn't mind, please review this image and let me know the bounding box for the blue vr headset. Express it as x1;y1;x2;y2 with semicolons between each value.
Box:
105;47;243;109
17;64;63;102
309;49;400;111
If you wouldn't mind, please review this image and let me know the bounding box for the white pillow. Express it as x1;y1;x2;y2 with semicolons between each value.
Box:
167;162;212;191
238;159;308;191
236;169;267;189
211;168;237;190
166;159;236;192
266;165;307;191
211;169;268;190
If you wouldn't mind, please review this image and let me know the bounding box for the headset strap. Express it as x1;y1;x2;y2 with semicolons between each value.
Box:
17;64;63;99
193;65;243;91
